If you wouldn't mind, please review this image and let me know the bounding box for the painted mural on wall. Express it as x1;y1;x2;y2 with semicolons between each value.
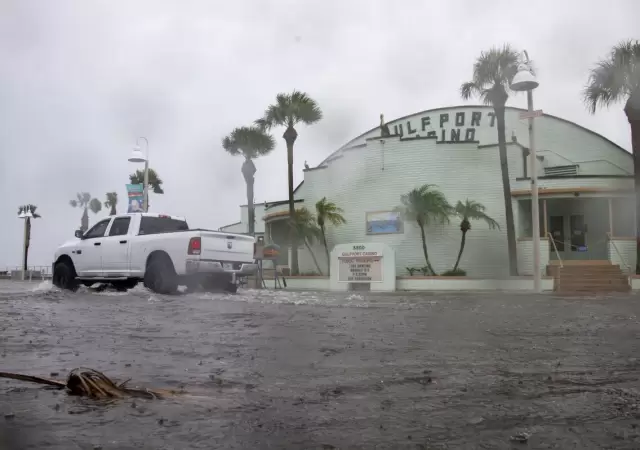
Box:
366;211;403;234
389;110;497;143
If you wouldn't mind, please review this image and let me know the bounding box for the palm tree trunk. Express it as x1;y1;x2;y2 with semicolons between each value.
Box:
81;208;89;232
453;229;467;272
110;205;116;216
630;118;640;274
246;177;255;236
284;128;299;275
418;222;436;275
496;105;518;276
304;240;324;275
320;224;330;275
23;218;30;272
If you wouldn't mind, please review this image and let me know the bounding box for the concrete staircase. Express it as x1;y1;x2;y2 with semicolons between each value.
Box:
547;260;630;293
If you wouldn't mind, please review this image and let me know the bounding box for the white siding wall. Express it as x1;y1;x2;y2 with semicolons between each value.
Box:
517;239;550;276
298;136;523;277
240;204;266;233
219;222;246;233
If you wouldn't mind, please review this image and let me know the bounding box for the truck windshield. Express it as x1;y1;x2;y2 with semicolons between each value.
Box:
139;216;189;235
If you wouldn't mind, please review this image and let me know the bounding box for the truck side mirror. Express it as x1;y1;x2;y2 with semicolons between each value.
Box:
74;229;84;239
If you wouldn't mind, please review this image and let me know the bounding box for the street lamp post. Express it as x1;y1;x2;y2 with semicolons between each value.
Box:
18;205;33;281
511;50;541;293
128;137;149;212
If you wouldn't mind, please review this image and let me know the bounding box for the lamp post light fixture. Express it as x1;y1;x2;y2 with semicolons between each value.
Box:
510;50;542;293
128;137;149;212
18;205;33;281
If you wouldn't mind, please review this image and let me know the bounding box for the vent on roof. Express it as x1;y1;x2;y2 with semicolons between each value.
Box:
544;165;578;177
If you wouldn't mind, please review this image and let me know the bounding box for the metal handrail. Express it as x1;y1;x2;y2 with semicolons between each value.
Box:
1;265;51;281
606;233;633;274
547;232;563;268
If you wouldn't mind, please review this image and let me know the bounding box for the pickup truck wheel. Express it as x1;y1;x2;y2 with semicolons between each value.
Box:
53;261;79;292
144;256;178;295
224;282;238;294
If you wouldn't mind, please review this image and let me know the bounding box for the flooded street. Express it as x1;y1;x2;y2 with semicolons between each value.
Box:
2;282;640;449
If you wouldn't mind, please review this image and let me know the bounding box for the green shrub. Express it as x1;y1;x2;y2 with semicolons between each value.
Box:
441;268;467;276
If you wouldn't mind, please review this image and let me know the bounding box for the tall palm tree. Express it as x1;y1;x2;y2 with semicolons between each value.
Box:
583;40;640;272
396;184;452;276
105;192;118;216
222;126;275;236
256;90;323;275
461;44;522;276
69;192;94;232
289;207;324;275
315;197;346;275
452;199;500;272
17;204;41;272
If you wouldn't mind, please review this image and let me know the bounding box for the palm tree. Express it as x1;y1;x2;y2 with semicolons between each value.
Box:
289;207;324;275
396;184;452;276
256;90;323;275
452;199;500;272
583;40;640;273
17;204;41;272
105;192;118;216
461;44;522;276
69;192;94;232
129;168;164;194
222;126;275;235
315;197;346;275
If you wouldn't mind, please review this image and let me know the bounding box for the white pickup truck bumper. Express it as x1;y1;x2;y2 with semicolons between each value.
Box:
185;260;257;277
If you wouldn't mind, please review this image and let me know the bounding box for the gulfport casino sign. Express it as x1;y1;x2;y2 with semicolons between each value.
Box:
390;110;497;143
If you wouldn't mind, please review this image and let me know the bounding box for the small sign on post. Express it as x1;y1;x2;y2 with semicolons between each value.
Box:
519;110;543;120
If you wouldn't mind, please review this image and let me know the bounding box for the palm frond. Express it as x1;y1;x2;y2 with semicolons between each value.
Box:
583;39;640;114
130;169;164;194
257;90;323;130
454;199;499;230
222;126;276;159
461;44;521;107
398;184;452;226
289;207;322;244
315;197;347;227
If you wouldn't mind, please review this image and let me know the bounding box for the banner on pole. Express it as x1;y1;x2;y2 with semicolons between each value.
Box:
126;184;144;213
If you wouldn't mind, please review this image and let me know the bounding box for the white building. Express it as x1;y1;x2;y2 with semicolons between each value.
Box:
221;105;635;277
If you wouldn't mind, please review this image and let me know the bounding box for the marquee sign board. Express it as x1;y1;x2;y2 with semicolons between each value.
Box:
330;243;396;292
337;247;383;283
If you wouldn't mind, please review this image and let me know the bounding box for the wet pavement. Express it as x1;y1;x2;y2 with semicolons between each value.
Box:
2;281;640;449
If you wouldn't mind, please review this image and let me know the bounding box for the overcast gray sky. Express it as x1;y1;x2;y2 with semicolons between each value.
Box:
1;0;638;268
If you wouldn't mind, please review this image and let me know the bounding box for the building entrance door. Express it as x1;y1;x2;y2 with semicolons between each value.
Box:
549;215;565;259
569;214;589;260
546;199;609;261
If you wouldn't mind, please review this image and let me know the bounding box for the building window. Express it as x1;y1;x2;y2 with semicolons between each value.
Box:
365;211;404;235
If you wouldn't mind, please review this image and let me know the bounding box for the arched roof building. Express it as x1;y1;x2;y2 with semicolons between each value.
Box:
222;105;635;277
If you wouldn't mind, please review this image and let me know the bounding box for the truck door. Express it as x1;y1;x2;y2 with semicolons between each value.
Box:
101;216;132;276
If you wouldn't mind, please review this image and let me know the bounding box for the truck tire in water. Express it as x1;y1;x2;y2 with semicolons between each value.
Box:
144;255;178;295
52;261;79;292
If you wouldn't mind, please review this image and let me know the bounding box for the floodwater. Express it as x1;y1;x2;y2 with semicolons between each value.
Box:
2;282;640;449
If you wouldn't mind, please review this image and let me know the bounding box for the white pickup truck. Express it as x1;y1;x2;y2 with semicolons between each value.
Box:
52;212;257;294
